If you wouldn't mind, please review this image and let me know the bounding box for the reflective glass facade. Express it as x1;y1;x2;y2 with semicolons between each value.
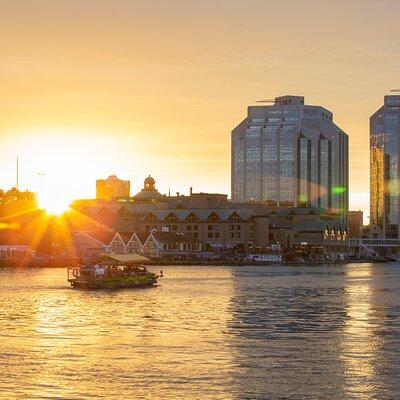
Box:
298;136;310;207
370;95;400;238
318;138;331;210
231;96;348;219
262;125;278;205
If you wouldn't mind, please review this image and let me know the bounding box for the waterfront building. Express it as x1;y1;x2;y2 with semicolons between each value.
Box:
72;176;347;258
139;209;261;252
72;231;146;259
73;231;115;259
72;205;347;260
0;245;35;262
72;230;200;260
142;231;201;258
139;207;346;255
348;210;364;238
96;175;130;200
231;95;349;219
72;176;230;231
370;95;400;238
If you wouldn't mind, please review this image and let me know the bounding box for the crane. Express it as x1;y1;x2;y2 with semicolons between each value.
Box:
255;99;276;103
255;98;288;104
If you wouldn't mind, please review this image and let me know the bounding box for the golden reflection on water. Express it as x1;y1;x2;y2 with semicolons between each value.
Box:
341;264;381;397
1;265;398;399
1;267;235;399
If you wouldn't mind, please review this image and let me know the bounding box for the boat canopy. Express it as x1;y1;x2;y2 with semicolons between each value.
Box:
101;253;150;265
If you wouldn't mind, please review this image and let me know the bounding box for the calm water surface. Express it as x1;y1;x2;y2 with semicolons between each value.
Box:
0;264;399;399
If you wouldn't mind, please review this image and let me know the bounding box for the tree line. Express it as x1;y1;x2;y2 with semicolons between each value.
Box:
0;187;38;217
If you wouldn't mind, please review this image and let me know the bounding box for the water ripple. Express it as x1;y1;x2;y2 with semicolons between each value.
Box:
0;264;399;399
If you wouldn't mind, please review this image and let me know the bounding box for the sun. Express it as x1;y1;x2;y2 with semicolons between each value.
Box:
15;129;120;215
38;192;71;215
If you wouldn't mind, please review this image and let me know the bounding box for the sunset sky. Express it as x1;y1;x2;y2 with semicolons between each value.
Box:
1;0;399;218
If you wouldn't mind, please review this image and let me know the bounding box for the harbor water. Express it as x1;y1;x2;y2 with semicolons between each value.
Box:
0;263;399;399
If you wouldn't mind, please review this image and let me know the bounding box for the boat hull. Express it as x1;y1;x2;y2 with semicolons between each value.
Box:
69;273;158;290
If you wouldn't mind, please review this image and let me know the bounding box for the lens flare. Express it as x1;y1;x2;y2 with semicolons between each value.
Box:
332;186;346;194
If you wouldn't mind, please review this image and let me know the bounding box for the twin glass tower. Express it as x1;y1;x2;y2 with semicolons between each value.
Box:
370;95;400;238
231;96;349;217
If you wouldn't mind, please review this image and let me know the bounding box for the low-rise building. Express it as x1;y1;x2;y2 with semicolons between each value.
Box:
96;175;130;200
348;210;363;238
142;231;201;258
72;231;115;260
292;219;347;260
139;209;261;252
72;230;200;260
71;176;348;258
0;245;35;261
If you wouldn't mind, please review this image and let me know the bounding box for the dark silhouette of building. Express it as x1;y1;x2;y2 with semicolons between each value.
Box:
348;210;363;238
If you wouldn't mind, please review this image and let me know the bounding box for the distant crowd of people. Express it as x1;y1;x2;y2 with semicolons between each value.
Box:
91;263;145;278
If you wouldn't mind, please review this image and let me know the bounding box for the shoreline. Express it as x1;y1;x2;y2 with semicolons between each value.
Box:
0;260;379;268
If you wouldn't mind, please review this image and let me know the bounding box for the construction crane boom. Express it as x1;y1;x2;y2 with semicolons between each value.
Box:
255;98;287;104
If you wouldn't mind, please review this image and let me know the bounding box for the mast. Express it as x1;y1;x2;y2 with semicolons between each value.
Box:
16;156;19;189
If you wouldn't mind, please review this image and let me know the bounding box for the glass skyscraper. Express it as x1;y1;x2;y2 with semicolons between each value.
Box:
231;96;348;216
370;95;400;238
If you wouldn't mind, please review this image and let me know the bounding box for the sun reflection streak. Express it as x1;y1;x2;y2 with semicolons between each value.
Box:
54;214;77;259
27;214;50;247
0;206;40;222
341;264;380;397
26;267;236;399
0;202;114;266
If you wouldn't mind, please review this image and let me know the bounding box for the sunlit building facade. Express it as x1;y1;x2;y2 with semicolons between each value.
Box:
231;96;349;217
96;175;130;200
370;95;400;238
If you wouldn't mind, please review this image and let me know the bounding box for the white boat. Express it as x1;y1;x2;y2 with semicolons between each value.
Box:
246;254;283;264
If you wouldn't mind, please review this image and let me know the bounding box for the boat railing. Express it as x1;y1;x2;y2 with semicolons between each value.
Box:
67;266;81;281
67;265;148;282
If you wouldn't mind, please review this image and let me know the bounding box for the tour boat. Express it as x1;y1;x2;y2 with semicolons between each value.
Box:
67;253;161;289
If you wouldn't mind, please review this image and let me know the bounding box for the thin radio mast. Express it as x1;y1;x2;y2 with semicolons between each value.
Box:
16;156;19;189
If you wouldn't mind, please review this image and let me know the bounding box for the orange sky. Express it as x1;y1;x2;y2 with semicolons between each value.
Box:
1;1;399;219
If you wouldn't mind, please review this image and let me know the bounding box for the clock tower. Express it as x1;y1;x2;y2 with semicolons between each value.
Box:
133;175;164;202
143;175;156;191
